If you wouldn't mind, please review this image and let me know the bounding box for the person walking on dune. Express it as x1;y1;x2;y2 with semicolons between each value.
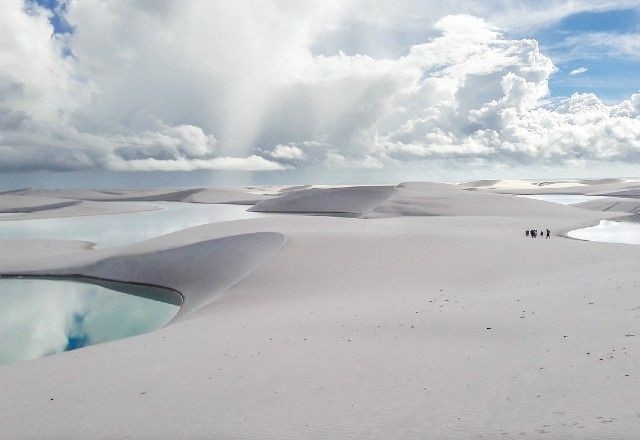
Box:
546;229;550;239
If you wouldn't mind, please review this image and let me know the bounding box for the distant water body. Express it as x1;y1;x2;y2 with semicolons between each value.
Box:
0;202;264;247
567;220;640;245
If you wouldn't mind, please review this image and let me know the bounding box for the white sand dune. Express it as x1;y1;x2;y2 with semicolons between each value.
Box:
459;179;586;190
0;194;79;213
184;187;276;205
574;197;640;215
459;178;640;195
14;186;282;204
13;187;204;202
0;199;159;221
2;230;285;318
82;232;286;316
457;179;502;188
594;187;640;198
0;193;162;220
369;182;606;218
1;182;640;438
249;185;397;216
576;178;625;185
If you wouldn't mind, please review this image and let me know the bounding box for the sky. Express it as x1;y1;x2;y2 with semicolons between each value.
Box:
3;0;640;187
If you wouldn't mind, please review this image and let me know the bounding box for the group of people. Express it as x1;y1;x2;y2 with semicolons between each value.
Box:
526;228;551;239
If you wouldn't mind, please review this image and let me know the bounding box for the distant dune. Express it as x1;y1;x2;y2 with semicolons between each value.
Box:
249;185;397;216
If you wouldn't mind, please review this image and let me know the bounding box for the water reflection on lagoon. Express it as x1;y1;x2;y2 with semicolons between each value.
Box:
0;277;180;366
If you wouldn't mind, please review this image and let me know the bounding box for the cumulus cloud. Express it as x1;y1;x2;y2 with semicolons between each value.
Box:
2;0;640;174
266;144;308;161
569;67;588;75
108;155;288;172
324;151;385;169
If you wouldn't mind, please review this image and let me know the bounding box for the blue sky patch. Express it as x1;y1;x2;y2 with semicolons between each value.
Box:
33;0;72;34
529;9;640;102
555;9;640;34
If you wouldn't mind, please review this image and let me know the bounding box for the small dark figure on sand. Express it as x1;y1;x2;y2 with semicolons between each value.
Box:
525;228;551;239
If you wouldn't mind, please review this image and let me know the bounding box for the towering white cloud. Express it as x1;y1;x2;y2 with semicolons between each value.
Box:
1;0;640;174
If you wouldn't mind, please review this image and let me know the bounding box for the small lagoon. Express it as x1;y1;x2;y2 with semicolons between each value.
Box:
0;277;180;365
0;202;263;247
567;220;640;245
0;202;265;365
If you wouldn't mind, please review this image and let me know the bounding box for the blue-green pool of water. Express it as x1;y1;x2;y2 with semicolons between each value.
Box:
0;277;180;365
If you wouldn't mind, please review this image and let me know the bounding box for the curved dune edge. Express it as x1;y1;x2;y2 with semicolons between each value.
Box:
14;187;276;205
0;194;161;220
0;194;80;214
0;230;286;319
80;232;287;318
249;185;397;216
184;187;276;205
11;187;203;202
573;197;640;216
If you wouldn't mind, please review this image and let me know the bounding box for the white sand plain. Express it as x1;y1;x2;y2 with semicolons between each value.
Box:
1;181;640;438
459;178;640;195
